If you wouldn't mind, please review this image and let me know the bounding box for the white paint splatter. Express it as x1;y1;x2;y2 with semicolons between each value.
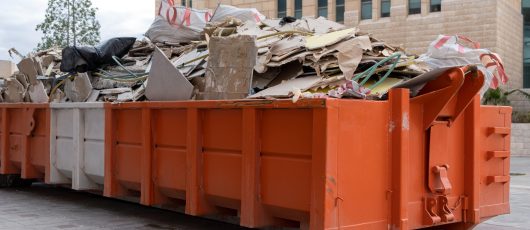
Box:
389;120;395;132
402;112;409;131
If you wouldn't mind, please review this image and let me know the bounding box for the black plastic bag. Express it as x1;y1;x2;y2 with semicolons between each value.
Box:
60;37;136;73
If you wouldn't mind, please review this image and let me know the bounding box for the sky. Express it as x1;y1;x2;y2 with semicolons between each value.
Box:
0;0;155;61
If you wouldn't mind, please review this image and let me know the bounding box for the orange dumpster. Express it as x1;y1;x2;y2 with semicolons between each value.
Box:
0;104;50;183
103;67;510;229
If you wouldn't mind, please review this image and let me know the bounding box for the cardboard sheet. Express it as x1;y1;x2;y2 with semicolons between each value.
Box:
249;75;321;98
305;28;356;50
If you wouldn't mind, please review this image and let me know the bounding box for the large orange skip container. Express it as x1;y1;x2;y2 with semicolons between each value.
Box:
0;104;50;182
103;68;511;229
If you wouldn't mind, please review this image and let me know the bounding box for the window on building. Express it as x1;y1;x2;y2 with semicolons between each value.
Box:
336;0;345;22
430;0;441;12
523;0;530;87
409;0;421;14
318;0;328;17
277;0;287;18
295;0;303;18
189;0;192;8
181;0;186;6
381;0;391;17
361;0;372;20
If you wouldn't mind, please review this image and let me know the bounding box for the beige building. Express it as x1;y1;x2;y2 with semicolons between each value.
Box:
0;60;17;79
155;0;524;90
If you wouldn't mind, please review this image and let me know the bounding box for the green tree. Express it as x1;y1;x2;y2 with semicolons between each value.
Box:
35;0;101;50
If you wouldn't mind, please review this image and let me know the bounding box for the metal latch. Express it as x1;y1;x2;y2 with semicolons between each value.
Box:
423;195;455;225
432;165;452;194
424;123;455;226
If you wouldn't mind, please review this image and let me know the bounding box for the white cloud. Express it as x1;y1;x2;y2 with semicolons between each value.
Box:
0;0;154;60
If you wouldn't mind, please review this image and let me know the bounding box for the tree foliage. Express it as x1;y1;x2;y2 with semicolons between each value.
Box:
35;0;101;50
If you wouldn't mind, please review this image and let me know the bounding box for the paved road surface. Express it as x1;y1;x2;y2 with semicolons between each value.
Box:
1;157;529;230
0;185;245;230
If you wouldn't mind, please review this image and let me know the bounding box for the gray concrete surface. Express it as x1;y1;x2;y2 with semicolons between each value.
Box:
0;157;528;230
0;185;245;230
476;156;530;230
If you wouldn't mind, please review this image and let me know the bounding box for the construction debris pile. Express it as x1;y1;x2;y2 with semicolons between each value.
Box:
0;2;507;103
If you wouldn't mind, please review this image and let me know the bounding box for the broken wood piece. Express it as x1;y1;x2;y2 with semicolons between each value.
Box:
45;61;56;76
173;49;209;76
99;87;132;95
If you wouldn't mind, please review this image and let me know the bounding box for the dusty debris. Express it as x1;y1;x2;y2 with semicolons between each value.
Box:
28;81;49;103
249;75;321;98
64;73;93;102
4;78;25;103
202;35;257;100
1;4;507;104
145;47;194;101
17;58;39;84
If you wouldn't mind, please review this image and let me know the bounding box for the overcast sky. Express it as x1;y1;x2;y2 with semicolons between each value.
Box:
0;0;155;61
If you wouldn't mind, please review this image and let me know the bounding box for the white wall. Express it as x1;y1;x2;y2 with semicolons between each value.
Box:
512;123;530;156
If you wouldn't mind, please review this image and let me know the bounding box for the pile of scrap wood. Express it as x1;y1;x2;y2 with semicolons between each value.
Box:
0;4;506;103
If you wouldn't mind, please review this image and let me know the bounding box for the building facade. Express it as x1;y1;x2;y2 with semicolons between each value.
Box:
155;0;524;90
0;60;17;79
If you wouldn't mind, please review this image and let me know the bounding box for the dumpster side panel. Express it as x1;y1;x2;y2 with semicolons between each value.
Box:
115;109;143;193
104;101;330;228
0;104;49;182
50;103;105;190
260;109;312;213
50;109;75;184
105;106;145;203
83;108;105;186
152;109;187;206
479;106;511;220
7;109;26;172
29;109;49;175
202;109;242;209
336;100;391;229
406;105;467;228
